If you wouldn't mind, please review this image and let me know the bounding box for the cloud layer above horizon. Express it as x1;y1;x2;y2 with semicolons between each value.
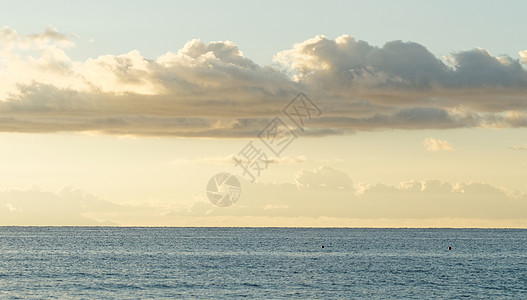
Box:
1;26;527;137
2;166;526;226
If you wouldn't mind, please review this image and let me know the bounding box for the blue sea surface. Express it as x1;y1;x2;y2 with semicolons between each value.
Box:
0;227;526;299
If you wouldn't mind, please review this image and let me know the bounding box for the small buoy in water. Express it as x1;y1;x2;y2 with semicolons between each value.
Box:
321;245;324;248
448;246;452;250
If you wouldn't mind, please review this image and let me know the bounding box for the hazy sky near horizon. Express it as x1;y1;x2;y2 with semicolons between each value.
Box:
1;0;526;226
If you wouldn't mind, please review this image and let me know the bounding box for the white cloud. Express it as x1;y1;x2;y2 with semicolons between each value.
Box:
424;137;454;151
0;25;73;49
520;50;527;64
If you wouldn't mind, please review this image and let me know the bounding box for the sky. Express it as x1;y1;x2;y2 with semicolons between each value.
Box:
1;0;526;227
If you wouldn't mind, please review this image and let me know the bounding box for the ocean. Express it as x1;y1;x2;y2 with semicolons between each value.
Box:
0;227;526;299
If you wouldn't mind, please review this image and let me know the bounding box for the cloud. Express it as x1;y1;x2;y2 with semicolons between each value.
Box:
171;155;308;165
357;179;527;219
274;35;450;88
0;25;73;49
295;165;353;189
520;50;527;64
509;145;527;151
1;28;527;137
276;35;527;89
0;186;120;225
424;137;454;151
180;167;527;222
2;171;526;226
0;185;195;226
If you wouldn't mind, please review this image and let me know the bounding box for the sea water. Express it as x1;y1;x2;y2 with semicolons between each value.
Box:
0;227;526;299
